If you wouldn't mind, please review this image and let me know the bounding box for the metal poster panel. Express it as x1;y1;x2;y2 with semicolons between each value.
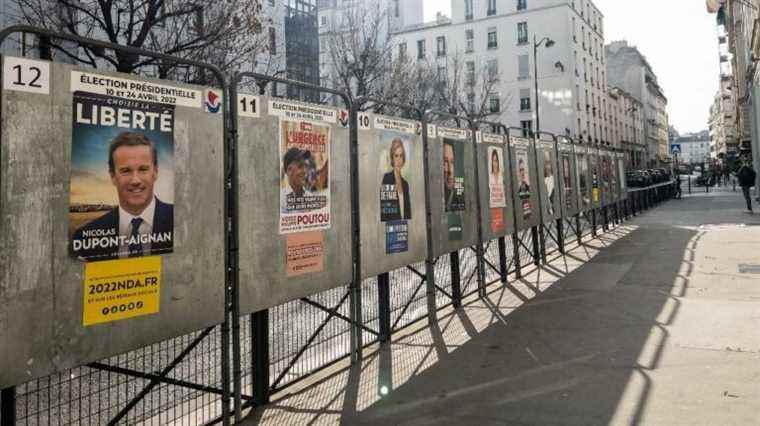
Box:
236;97;352;314
510;136;540;231
428;126;478;258
558;141;580;217
0;59;225;388
358;113;427;279
536;139;560;223
575;146;592;212
477;132;514;240
589;147;602;209
599;149;613;207
617;152;628;199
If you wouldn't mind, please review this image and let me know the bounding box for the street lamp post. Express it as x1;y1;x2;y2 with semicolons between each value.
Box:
533;35;555;135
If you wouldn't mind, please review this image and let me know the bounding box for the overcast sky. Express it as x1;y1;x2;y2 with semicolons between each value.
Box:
423;0;720;134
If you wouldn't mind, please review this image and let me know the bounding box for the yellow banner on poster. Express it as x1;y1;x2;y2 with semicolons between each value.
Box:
592;188;600;203
83;256;161;326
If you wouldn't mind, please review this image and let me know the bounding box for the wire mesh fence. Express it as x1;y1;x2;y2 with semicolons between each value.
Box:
3;198;665;426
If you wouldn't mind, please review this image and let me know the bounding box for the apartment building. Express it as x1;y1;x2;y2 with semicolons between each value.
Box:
390;0;610;142
608;86;645;168
318;0;424;90
606;40;669;167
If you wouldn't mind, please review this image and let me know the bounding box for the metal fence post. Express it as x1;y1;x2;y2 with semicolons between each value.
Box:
1;387;15;426
498;236;508;283
450;251;462;307
512;233;522;279
575;214;582;245
531;226;540;266
377;273;391;343
251;310;270;406
557;218;565;254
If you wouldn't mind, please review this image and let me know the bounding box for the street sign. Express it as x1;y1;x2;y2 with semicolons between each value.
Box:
671;144;681;155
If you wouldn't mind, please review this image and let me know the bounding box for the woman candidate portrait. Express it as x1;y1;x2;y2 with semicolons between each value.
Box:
380;137;412;221
489;149;503;184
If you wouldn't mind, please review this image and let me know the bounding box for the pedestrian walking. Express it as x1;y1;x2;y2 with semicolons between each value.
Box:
737;160;757;213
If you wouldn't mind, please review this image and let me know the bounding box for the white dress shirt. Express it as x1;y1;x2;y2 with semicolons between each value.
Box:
117;197;155;258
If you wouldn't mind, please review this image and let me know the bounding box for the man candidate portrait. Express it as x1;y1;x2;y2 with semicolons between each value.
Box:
281;147;315;213
443;140;465;211
72;131;173;260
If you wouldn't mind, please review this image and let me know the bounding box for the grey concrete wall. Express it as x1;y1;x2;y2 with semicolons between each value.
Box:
478;137;515;241
510;137;540;231
428;127;479;258
236;98;352;314
0;60;226;388
558;142;580;217
358;116;427;279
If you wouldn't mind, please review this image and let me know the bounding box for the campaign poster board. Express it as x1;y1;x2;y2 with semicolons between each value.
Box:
599;149;614;207
536;139;561;223
509;136;540;231
575;145;593;212
428;125;478;258
236;96;352;314
617;152;628;199
588;147;602;209
0;58;225;388
477;131;515;240
358;113;427;278
558;141;580;217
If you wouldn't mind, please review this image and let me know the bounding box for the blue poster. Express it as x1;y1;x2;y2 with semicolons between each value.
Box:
385;220;409;254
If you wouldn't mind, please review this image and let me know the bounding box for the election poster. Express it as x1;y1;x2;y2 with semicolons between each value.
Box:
578;154;590;208
286;231;324;277
279;119;331;234
487;146;507;208
491;208;505;233
69;91;175;262
542;150;556;217
515;149;532;219
379;130;413;222
591;155;600;204
562;154;573;210
443;138;466;212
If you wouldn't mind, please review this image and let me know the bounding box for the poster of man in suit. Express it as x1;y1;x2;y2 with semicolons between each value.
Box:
443;138;466;212
69;92;174;262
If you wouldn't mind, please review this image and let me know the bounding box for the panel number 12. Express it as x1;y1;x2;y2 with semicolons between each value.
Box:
3;57;50;95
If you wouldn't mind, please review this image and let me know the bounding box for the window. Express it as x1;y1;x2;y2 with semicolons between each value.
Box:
487;59;499;80
572;18;576;42
518;54;529;79
269;27;277;55
489;93;500;113
517;0;527;11
394;0;400;17
466;61;476;86
467;92;476;112
399;42;407;60
465;29;474;52
436;36;446;57
465;0;473;20
517;22;528;44
417;39;426;59
488;0;497;15
321;16;327;26
487;28;498;48
521;120;533;137
520;89;531;111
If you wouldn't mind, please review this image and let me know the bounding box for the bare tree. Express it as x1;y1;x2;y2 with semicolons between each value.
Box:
11;0;275;79
322;0;399;109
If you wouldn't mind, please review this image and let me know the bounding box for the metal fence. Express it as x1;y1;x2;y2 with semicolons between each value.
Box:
0;25;678;426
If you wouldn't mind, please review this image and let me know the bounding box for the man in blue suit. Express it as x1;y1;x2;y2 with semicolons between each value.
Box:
72;132;173;261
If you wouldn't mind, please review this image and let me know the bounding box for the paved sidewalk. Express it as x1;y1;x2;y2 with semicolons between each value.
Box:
242;190;760;425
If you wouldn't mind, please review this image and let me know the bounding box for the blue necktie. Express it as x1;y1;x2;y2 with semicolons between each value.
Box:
128;217;144;257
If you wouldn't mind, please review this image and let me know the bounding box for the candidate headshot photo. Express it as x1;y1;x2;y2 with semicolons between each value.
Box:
380;137;412;222
443;139;465;212
71;131;174;261
517;156;530;197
